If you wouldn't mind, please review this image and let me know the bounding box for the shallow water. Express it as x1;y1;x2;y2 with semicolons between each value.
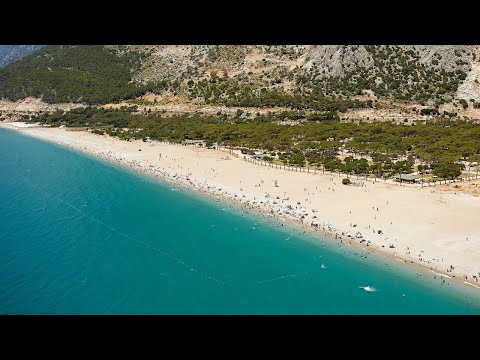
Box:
1;128;479;314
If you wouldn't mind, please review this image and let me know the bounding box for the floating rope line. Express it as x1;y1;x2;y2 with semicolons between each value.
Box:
13;154;318;290
256;271;308;285
14;167;229;287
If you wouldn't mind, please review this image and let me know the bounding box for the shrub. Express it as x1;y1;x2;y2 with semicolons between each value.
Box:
420;108;439;116
342;178;351;185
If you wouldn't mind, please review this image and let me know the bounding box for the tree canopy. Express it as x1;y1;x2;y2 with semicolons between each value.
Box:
0;46;153;104
30;107;480;179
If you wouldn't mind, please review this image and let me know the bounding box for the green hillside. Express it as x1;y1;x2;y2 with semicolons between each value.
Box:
0;45;151;104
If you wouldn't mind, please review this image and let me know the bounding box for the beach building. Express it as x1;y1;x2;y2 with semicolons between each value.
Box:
182;139;205;147
393;174;420;183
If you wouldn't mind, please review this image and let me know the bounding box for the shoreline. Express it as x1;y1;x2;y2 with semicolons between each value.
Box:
2;122;480;295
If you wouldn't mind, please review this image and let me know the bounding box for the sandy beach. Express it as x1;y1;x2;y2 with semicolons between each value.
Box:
3;122;480;291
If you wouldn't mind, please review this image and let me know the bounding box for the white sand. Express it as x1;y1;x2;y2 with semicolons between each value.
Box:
3;123;480;289
7;122;43;128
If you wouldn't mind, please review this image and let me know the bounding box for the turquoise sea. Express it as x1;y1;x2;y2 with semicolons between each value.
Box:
1;128;479;314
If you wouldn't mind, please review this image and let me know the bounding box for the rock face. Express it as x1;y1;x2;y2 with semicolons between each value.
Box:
303;45;375;77
403;45;474;72
455;46;480;102
0;45;44;68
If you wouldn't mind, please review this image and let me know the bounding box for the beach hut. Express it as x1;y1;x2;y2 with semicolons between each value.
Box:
393;174;420;183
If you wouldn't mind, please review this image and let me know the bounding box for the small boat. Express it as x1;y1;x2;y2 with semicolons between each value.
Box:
321;264;327;269
358;285;376;292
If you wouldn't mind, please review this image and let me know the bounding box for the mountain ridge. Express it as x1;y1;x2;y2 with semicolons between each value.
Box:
1;45;479;120
0;45;44;68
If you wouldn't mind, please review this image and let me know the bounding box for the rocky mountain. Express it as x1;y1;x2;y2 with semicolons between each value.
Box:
125;45;480;101
1;45;479;112
0;45;44;68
